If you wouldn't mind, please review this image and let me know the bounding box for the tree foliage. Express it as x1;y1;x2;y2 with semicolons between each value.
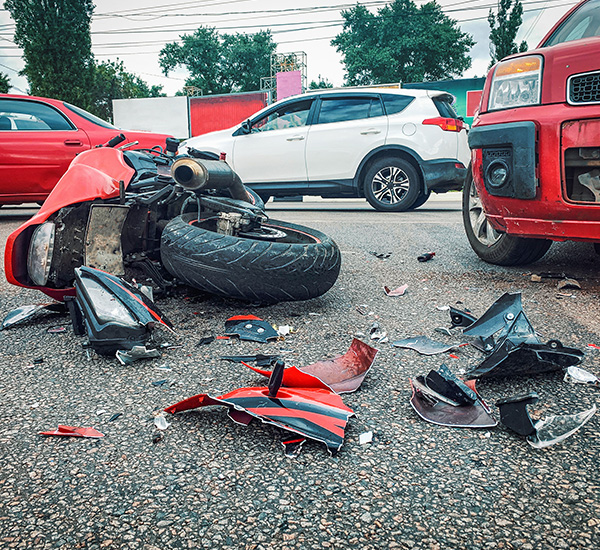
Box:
5;0;95;107
5;0;164;121
309;75;334;90
0;72;10;93
159;27;276;95
90;60;165;122
488;0;528;66
331;0;474;86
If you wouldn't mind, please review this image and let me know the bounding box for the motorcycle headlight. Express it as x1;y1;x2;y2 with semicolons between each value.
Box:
489;55;543;111
27;222;55;286
80;276;137;326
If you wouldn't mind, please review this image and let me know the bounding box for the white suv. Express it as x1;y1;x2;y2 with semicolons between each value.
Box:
179;88;470;211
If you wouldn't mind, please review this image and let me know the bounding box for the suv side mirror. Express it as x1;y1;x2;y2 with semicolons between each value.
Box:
240;119;252;135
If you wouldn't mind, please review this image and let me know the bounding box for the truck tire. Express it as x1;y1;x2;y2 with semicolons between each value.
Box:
463;169;552;265
160;214;341;303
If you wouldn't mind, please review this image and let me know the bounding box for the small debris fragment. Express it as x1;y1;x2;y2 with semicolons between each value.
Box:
383;284;408;297
196;336;215;346
154;415;170;431
359;431;373;445
564;366;599;386
436;305;450;311
152;432;164;444
116;346;161;365
33;358;44;365
417;252;435;262
356;305;369;315
152;379;168;387
369;251;392;259
557;278;581;291
40;425;104;438
47;326;67;334
109;413;122;422
531;274;543;282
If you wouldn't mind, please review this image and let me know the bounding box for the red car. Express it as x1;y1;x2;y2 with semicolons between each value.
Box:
0;94;173;206
463;0;600;265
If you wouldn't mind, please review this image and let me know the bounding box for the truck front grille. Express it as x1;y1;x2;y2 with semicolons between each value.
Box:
568;71;600;104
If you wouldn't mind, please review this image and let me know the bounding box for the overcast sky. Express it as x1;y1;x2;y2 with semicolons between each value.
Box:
0;0;580;97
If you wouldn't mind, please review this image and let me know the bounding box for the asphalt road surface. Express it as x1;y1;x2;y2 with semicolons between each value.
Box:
0;196;599;550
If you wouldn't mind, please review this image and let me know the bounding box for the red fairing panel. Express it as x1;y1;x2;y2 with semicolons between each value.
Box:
4;148;135;299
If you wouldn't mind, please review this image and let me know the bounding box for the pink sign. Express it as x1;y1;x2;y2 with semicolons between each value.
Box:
276;71;302;100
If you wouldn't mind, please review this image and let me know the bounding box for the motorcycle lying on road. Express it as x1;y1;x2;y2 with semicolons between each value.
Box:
4;136;341;305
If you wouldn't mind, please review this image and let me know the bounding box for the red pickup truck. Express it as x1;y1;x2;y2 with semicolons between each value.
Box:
463;0;600;264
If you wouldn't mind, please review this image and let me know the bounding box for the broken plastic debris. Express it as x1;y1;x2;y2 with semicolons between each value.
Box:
109;413;122;422
529;405;596;449
152;379;169;387
557;278;581;291
1;302;66;330
383;284;408;297
369;251;391;259
47;326;67;334
242;338;377;394
409;377;497;429
496;394;596;448
564;366;599;386
282;436;306;458
40;425;104;438
359;431;373;445
116;346;161;365
369;322;387;342
417;252;435;262
392;336;459;356
224;315;278;343
197;336;215;346
154;415;170;431
276;325;292;336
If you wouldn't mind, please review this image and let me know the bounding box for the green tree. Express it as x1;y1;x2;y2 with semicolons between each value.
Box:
309;75;334;90
332;0;474;86
159;27;276;95
90;60;165;122
488;0;528;66
5;0;95;107
0;72;10;93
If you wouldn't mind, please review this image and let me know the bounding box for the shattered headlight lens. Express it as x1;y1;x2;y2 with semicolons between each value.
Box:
489;55;542;111
27;222;55;286
81;277;137;326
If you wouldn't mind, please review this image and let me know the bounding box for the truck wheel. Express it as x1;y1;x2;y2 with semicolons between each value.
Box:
160;214;341;304
363;157;420;212
463;170;551;265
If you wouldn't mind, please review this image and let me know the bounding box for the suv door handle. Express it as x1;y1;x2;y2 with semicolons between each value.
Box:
286;135;305;141
360;128;381;135
64;139;83;146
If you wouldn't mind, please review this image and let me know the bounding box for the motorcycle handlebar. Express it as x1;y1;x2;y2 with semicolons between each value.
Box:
102;134;127;148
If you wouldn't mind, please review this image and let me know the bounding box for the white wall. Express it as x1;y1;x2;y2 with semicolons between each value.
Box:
113;96;190;138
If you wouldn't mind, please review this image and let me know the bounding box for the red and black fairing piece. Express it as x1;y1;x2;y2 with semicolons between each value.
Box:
165;361;355;454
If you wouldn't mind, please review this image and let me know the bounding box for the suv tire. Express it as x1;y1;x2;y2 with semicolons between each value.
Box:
363;157;420;212
463;169;552;265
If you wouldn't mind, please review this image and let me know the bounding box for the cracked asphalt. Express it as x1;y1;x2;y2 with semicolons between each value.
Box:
0;196;598;549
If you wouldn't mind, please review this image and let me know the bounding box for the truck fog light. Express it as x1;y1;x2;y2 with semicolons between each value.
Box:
486;160;510;189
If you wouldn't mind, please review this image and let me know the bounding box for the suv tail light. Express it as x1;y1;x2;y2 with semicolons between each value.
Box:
422;117;464;132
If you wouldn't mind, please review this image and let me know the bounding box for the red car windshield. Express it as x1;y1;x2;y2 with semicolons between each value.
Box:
542;0;600;47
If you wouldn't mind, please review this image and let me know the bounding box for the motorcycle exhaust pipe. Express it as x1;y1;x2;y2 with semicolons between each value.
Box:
171;157;250;202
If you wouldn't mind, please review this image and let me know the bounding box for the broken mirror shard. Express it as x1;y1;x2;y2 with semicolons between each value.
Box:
72;266;173;355
409;373;497;428
392;336;459;356
564;366;599;386
461;292;584;379
224;315;278;343
1;302;67;330
165;361;355;454
40;425;104;438
496;393;596;448
242;338;377;394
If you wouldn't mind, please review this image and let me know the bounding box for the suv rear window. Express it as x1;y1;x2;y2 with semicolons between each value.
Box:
433;96;459;118
381;94;414;115
316;97;382;124
543;0;600;47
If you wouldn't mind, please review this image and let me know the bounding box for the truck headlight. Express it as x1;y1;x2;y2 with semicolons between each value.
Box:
489;55;543;111
27;222;55;286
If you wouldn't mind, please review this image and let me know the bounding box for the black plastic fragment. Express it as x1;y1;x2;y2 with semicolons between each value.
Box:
221;354;280;367
425;364;477;405
449;307;477;328
496;393;539;436
268;360;285;397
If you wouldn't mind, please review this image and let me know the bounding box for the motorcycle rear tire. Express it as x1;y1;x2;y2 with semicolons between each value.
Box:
160;214;341;303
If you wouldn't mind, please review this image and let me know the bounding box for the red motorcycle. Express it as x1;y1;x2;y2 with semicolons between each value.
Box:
4;136;341;304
